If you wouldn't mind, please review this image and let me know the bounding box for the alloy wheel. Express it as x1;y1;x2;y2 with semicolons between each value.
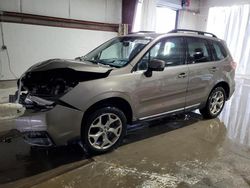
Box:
209;90;225;115
87;113;122;150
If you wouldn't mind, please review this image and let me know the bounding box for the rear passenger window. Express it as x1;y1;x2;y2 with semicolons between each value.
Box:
211;41;227;61
186;38;212;64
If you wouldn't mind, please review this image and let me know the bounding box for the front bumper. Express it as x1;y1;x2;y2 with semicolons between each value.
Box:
15;104;84;147
23;131;54;147
10;90;84;147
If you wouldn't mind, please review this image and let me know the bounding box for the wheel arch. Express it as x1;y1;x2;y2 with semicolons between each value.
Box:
81;97;133;130
200;81;229;119
212;81;230;100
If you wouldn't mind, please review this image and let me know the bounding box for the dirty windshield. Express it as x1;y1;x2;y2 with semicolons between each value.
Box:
82;36;151;68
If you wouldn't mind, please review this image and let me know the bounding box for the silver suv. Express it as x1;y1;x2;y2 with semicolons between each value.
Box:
15;29;236;153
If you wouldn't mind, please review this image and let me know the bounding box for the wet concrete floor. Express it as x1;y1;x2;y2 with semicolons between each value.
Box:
0;77;250;188
0;112;200;185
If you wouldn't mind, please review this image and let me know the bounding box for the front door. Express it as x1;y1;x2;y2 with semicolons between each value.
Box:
134;37;189;119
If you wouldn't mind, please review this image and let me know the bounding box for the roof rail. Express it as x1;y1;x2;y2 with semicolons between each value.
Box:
169;29;217;38
129;31;156;34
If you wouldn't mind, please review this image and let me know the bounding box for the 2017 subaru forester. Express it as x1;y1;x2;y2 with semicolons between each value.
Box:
15;29;236;153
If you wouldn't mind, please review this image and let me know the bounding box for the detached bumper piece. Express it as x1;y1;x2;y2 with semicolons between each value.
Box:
23;131;54;147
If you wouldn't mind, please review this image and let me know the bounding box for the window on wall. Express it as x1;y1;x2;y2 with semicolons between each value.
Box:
133;1;143;32
155;6;177;33
133;0;177;33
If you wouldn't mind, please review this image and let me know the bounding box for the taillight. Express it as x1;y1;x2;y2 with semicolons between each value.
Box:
230;61;237;70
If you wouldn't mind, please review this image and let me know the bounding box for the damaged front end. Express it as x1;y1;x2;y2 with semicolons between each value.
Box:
10;62;112;147
15;67;111;111
17;68;78;111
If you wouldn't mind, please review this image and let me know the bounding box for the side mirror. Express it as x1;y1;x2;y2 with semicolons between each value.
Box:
149;59;165;71
145;59;165;77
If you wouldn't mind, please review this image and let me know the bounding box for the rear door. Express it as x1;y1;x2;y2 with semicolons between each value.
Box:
185;37;221;109
134;37;189;119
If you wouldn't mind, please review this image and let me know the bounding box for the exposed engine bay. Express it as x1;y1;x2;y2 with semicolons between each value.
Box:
15;67;111;111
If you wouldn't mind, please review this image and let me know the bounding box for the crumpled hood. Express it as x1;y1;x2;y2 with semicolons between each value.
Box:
18;59;113;103
26;58;112;73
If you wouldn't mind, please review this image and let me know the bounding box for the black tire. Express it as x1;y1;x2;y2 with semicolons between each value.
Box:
82;107;127;154
200;87;226;119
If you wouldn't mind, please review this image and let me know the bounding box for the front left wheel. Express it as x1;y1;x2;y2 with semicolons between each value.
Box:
83;107;127;154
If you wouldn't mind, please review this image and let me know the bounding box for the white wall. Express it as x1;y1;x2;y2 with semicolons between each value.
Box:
0;23;117;80
0;0;121;80
199;0;250;31
0;0;122;23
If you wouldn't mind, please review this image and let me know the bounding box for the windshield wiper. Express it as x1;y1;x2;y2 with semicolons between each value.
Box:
83;59;99;64
79;57;117;68
75;56;96;63
83;59;113;68
101;62;120;68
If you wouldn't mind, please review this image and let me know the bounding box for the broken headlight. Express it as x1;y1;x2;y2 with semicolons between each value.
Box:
20;68;79;100
18;69;79;109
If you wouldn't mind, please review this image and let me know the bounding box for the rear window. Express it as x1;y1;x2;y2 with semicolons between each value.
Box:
210;41;228;61
186;37;212;64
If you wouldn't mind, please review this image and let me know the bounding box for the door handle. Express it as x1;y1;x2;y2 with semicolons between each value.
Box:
209;67;218;72
178;73;187;78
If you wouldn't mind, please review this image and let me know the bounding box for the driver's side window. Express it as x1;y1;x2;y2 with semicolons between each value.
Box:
136;43;160;71
137;37;185;71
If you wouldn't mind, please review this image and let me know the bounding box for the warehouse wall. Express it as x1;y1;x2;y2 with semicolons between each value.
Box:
178;0;250;31
177;0;200;30
0;23;117;80
0;0;121;80
0;0;122;23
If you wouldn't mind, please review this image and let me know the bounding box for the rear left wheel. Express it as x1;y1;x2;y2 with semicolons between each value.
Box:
83;107;127;154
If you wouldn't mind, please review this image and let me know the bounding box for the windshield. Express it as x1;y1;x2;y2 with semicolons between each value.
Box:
81;36;151;68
